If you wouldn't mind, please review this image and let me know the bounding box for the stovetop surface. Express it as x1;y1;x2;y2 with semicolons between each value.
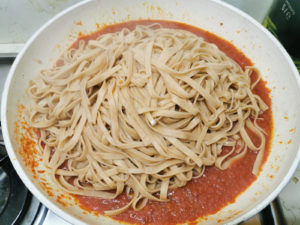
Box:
0;1;300;224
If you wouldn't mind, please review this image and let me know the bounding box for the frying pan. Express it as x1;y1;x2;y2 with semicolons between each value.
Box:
2;0;300;224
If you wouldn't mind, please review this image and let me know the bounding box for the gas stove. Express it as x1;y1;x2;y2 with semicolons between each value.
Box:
0;1;300;224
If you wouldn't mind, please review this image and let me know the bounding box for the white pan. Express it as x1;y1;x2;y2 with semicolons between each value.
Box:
2;0;300;224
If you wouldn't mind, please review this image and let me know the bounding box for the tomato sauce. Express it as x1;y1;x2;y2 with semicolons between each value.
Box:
70;20;273;224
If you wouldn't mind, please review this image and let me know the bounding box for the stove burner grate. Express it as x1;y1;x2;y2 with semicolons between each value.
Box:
0;156;31;225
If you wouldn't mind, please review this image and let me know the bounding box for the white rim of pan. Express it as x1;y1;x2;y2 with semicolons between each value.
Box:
1;0;300;224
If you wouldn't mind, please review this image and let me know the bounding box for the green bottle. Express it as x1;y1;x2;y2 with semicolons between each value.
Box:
263;0;300;73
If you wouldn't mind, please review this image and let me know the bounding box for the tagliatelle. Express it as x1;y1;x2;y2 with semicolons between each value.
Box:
27;24;268;215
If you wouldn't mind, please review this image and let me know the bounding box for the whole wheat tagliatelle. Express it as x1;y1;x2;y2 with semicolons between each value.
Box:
27;24;268;215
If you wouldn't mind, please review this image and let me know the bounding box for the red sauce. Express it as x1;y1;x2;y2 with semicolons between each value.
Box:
69;20;272;224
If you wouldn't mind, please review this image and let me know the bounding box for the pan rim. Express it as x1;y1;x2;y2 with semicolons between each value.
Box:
1;0;300;224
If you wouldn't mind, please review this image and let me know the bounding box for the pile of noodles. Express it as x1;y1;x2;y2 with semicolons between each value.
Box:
27;24;268;215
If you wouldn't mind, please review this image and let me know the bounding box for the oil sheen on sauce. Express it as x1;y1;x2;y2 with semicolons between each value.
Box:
69;20;273;225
